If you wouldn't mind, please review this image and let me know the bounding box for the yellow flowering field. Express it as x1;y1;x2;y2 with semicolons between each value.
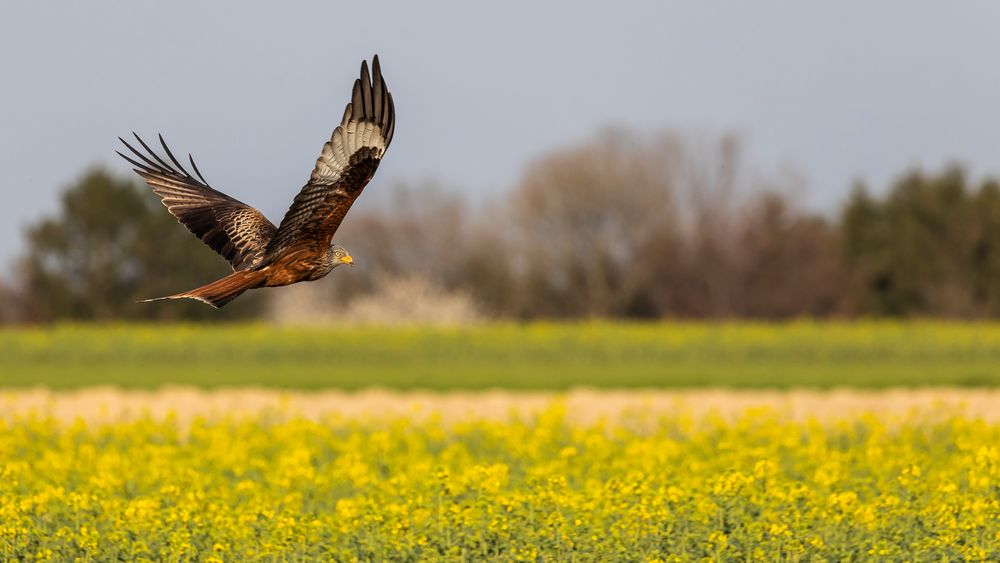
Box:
2;406;999;561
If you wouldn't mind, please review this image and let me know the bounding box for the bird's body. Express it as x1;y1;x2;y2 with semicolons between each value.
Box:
118;56;394;307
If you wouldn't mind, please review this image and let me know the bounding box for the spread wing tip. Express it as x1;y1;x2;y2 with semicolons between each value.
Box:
116;132;212;189
343;56;393;134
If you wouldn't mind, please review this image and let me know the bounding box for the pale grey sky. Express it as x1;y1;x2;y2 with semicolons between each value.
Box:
2;1;1000;271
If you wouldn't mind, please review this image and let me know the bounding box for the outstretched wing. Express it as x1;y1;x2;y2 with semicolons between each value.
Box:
117;134;277;271
263;55;395;259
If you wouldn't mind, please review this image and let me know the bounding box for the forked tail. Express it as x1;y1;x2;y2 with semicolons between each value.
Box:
138;270;266;308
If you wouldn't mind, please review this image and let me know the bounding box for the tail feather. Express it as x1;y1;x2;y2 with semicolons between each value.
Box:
138;270;266;308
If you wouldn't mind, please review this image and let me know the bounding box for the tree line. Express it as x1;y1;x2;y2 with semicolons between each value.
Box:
3;129;998;323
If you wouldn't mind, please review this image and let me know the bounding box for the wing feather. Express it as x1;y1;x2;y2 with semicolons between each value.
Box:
373;58;385;122
264;55;395;259
117;135;277;270
360;60;374;117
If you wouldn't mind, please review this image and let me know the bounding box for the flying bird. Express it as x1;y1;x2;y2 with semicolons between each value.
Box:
117;55;395;307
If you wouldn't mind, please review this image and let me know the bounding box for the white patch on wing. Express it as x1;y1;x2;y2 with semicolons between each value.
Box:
310;120;385;185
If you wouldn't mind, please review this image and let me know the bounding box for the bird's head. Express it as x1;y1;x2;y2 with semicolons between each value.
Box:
331;244;354;267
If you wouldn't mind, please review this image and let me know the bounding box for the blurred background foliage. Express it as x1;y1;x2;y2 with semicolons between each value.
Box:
9;169;264;322
3;128;999;324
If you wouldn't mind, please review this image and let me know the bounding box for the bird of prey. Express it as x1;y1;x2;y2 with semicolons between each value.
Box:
117;55;395;308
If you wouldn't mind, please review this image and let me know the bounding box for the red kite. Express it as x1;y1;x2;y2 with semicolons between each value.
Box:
118;56;395;307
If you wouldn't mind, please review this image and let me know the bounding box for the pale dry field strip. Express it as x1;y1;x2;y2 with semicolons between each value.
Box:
3;387;1000;426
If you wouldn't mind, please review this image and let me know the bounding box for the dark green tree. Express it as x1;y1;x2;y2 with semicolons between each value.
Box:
19;168;264;321
842;166;1000;317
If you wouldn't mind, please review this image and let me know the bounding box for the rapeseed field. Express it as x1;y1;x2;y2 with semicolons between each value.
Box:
3;406;998;560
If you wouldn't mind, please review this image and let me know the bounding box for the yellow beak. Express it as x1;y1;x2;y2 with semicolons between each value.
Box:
343;255;354;266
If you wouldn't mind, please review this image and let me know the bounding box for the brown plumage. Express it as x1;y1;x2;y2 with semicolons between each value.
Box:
118;55;395;307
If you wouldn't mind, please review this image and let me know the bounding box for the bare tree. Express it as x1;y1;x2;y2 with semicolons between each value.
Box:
506;129;677;317
735;193;846;317
646;133;746;317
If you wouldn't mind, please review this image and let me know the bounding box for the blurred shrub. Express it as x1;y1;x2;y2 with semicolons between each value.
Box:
268;274;483;326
